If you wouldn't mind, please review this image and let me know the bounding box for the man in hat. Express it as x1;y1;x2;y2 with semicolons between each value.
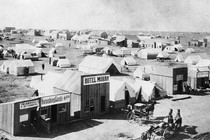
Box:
167;109;174;127
175;109;182;128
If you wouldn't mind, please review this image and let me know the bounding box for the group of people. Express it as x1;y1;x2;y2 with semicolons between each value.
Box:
166;109;182;129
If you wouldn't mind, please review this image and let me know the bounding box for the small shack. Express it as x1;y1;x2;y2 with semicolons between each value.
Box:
78;55;121;75
9;60;35;76
57;59;71;68
150;63;188;95
109;78;136;109
0;60;12;73
188;65;210;89
138;49;160;59
120;57;137;66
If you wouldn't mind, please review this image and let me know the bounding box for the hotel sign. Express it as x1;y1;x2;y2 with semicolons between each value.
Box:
20;100;39;110
83;75;110;85
41;94;70;107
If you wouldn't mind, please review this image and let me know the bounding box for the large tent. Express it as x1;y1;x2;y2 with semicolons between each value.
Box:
174;54;184;62
78;55;121;75
132;79;167;102
49;48;56;57
15;44;36;55
57;59;71;68
184;55;202;65
110;78;136;108
9;60;35;76
133;65;152;80
120;57;137;66
32;48;42;57
33;71;62;96
156;51;170;60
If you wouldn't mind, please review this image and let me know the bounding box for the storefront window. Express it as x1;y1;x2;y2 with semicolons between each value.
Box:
85;98;94;113
59;105;66;113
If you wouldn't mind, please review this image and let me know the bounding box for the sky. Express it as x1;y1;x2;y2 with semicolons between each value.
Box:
0;0;210;32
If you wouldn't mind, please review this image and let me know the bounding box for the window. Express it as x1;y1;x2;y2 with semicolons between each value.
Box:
85;98;95;113
59;105;67;113
41;107;48;115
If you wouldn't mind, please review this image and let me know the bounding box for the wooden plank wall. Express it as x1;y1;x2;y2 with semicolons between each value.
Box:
0;102;14;134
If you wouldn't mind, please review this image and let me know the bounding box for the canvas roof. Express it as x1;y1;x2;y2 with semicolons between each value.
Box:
184;55;202;65
79;55;121;74
39;40;50;45
195;59;210;67
175;54;184;62
157;51;170;58
9;60;34;67
115;36;125;42
185;48;195;53
57;59;71;66
54;70;82;94
15;44;36;54
120;57;137;66
35;71;62;96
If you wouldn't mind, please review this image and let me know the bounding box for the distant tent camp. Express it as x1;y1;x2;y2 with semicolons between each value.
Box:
132;79;167;102
9;60;35;76
15;44;36;55
55;43;64;48
174;54;184;62
184;55;202;65
33;71;62;96
185;48;195;53
113;47;131;56
156;51;170;60
78;55;121;75
120;57;137;66
109;78;136;108
138;49;160;59
57;59;71;68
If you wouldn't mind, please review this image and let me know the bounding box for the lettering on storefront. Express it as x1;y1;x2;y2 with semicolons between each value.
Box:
197;72;209;78
41;94;70;107
20;100;39;110
83;75;109;85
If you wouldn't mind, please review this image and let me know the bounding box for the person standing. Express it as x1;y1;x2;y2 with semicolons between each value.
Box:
175;109;182;128
42;63;45;70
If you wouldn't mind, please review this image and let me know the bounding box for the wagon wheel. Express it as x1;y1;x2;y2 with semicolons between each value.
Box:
127;112;134;123
162;128;171;139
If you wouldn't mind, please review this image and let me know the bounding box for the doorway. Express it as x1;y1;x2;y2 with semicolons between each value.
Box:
30;109;37;125
51;105;57;123
101;96;106;112
177;81;183;93
125;90;130;106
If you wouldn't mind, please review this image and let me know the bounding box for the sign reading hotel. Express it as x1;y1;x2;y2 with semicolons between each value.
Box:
20;100;39;110
41;94;70;107
83;75;110;85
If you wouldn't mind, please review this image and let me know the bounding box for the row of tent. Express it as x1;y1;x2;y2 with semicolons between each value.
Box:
30;70;167;109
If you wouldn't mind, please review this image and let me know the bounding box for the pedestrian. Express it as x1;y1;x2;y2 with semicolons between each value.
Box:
175;109;182;128
42;63;45;70
167;109;174;127
127;102;133;113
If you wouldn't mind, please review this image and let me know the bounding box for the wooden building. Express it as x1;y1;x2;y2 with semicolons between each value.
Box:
53;70;110;119
150;63;188;95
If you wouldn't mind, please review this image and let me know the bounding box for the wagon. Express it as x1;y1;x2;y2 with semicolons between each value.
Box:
127;103;150;124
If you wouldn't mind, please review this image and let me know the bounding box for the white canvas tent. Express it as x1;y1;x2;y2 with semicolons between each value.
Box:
156;51;170;59
79;55;121;75
32;48;42;57
133;66;152;80
185;48;195;53
9;60;35;76
113;47;131;56
174;54;184;62
195;59;210;67
39;40;50;45
0;60;12;73
55;43;64;48
132;79;167;102
138;49;160;59
49;48;56;57
33;71;62;96
15;44;36;55
57;59;71;68
184;55;202;65
110;78;136;108
102;47;113;54
120;57;137;66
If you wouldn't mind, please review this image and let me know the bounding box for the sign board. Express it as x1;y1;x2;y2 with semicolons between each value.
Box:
41;94;70;107
20;100;39;110
176;75;183;81
197;72;209;78
20;114;28;122
173;85;177;91
83;75;109;85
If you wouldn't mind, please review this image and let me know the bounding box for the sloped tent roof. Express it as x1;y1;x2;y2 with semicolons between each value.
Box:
120;56;137;66
39;40;50;45
0;60;12;72
184;55;202;65
49;48;56;57
9;59;34;67
55;43;64;48
78;34;90;42
71;34;79;41
34;71;62;96
156;51;170;59
32;48;42;57
15;44;36;54
54;70;82;94
113;47;131;56
132;79;167;102
30;75;42;89
78;55;121;74
138;49;160;59
175;54;184;62
57;59;71;68
195;59;210;67
131;48;141;57
133;66;151;79
185;48;195;53
114;36;125;43
109;78;135;102
32;39;37;43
